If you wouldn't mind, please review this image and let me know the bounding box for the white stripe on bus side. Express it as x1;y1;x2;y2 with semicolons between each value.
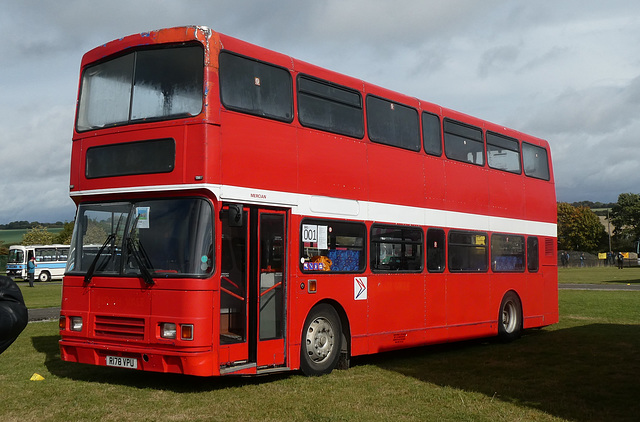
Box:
70;183;557;237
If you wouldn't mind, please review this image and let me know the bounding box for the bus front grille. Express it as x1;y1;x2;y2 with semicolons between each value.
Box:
94;315;145;340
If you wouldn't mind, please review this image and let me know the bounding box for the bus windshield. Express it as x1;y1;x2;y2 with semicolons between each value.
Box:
76;44;204;131
66;198;213;279
8;249;24;264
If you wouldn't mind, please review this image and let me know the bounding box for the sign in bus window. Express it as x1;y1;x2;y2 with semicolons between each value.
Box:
301;220;365;273
135;207;150;229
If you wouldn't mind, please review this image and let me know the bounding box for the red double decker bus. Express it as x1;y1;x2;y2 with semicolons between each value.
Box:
59;26;557;376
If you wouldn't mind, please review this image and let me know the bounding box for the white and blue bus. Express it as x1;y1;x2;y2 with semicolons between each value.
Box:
6;245;69;282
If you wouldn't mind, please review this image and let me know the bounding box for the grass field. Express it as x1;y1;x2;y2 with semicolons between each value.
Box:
1;276;639;421
0;229;30;245
13;282;62;309
558;266;640;284
0;228;64;246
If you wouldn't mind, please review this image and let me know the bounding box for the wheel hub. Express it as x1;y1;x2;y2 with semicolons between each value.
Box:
502;301;517;333
305;317;335;363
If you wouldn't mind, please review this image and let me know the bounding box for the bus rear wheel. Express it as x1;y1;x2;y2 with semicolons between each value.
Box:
300;304;342;376
38;271;51;283
498;291;522;342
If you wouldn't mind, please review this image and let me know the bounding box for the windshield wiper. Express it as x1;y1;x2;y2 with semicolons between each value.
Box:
126;212;155;285
126;237;155;285
84;233;115;284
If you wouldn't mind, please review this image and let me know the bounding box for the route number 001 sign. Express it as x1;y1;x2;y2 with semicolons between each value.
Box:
302;224;328;249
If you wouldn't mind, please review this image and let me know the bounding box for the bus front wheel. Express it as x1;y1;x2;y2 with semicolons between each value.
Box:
38;271;51;283
300;304;342;376
498;291;522;342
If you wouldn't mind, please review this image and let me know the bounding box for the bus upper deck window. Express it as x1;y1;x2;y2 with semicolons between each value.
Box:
77;45;204;131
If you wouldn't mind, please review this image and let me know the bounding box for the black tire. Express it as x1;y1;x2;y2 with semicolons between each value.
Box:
300;304;342;376
38;271;51;283
498;291;522;342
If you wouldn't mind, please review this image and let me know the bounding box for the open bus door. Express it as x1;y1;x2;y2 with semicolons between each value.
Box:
219;204;287;374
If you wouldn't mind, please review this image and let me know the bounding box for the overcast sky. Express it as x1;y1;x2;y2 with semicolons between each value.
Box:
1;0;639;223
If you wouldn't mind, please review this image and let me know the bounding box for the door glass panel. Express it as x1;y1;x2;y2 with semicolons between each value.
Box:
259;214;285;341
220;210;248;344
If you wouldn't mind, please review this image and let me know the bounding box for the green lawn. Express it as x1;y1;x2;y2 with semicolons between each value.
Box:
0;228;63;246
558;266;640;284
0;229;29;245
1;289;638;421
14;282;62;309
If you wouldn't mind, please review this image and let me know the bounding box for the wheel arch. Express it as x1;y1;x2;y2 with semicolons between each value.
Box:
501;288;523;320
38;270;51;282
497;289;524;341
302;298;351;370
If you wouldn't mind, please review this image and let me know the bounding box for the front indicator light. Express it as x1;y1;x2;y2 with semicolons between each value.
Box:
161;323;177;339
59;316;66;330
181;324;194;341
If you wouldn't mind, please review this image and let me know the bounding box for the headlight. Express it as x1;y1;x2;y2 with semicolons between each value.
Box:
70;316;83;331
160;322;177;339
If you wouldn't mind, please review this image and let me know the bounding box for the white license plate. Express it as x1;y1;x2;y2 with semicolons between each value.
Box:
106;355;138;369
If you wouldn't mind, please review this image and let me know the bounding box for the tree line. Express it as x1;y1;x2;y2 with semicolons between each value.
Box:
0;221;66;230
568;200;616;211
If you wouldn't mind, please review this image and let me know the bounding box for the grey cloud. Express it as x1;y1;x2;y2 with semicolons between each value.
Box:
478;45;520;78
522;75;640;136
3;0;640;222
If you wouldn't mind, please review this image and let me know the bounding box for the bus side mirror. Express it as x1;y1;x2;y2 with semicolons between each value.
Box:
82;215;88;236
228;204;243;227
